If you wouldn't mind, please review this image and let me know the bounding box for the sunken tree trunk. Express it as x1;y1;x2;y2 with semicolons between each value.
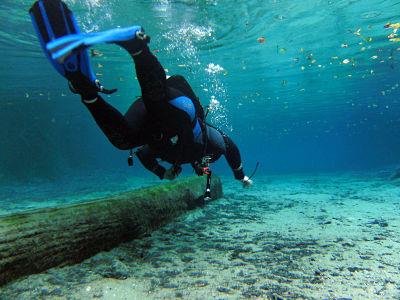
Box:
0;175;222;285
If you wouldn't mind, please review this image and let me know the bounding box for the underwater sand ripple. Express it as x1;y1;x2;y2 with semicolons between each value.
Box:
1;173;399;299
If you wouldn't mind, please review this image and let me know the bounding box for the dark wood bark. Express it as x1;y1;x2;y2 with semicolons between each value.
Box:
0;175;222;285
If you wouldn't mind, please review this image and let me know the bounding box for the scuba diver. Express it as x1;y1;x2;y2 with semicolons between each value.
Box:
136;122;252;187
29;0;253;188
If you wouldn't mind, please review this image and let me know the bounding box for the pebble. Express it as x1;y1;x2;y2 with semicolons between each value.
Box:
342;242;356;247
50;288;63;296
181;256;194;262
161;282;179;289
176;246;195;254
348;266;364;273
368;219;389;227
241;278;258;285
242;287;263;298
40;288;50;296
217;287;231;293
162;269;181;277
93;292;103;298
98;259;130;279
194;280;209;287
188;271;205;277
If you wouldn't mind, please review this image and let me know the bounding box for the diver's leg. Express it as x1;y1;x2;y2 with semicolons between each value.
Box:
83;96;145;150
131;46;168;116
116;31;168;117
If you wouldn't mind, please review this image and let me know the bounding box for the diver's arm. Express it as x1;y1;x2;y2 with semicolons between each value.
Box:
223;135;252;187
136;145;166;179
222;135;245;179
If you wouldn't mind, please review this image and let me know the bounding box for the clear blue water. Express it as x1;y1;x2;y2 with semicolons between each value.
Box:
1;2;400;297
0;1;399;181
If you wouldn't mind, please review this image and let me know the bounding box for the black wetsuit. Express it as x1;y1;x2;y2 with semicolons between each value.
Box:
82;45;245;180
82;47;203;165
137;124;245;180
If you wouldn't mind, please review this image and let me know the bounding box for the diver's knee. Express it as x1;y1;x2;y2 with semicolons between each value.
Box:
111;140;132;150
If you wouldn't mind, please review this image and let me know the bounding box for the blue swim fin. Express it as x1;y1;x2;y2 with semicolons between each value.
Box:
47;26;145;63
29;0;116;95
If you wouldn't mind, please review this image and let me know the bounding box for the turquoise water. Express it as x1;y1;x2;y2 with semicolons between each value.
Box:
1;0;400;183
1;1;400;298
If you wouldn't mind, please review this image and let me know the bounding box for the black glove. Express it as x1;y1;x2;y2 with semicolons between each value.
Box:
115;29;151;56
164;165;182;180
68;75;117;100
192;161;204;176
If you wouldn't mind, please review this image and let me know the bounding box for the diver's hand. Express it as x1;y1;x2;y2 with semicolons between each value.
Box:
164;165;182;180
69;76;116;100
241;176;253;188
115;27;151;56
192;161;204;176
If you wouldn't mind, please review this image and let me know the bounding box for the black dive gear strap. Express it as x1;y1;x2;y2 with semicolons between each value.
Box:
193;156;212;201
204;168;212;201
249;162;260;179
127;149;135;166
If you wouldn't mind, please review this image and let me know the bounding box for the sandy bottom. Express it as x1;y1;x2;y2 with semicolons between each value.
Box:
1;173;400;299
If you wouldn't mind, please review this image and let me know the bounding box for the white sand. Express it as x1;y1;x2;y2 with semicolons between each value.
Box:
1;173;399;299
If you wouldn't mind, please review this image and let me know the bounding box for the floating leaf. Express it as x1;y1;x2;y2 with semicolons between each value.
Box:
257;37;266;43
90;49;103;57
385;22;400;29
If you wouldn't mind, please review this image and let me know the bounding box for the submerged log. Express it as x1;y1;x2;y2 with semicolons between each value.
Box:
0;175;222;285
